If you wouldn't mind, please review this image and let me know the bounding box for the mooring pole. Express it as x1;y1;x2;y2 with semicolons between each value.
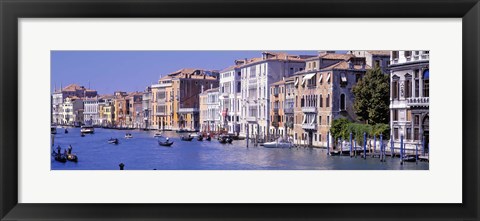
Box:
373;135;377;157
380;134;384;162
390;134;394;158
422;136;425;156
400;135;404;165
327;131;330;156
415;144;418;165
349;133;353;157
363;132;367;159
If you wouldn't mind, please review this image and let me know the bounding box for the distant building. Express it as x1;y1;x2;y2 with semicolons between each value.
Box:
348;50;391;73
389;50;429;152
199;87;221;132
61;96;84;126
113;91;129;128
219;62;243;135
239;52;310;139
291;52;369;147
142;87;152;129
83;97;105;126
51;84;97;125
127;92;143;128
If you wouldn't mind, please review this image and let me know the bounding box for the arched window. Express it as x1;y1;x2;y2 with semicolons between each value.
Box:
340;94;346;110
423;69;429;97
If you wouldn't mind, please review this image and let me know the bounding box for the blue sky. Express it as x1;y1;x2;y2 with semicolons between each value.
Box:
51;50;325;95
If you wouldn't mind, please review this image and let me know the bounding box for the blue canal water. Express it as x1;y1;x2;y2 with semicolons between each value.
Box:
51;128;429;170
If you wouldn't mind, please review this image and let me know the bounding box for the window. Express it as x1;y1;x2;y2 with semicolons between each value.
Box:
392;78;399;99
406;128;412;140
319;95;323;108
326;94;330;108
319;115;322;125
414;70;420;97
414;115;420;125
405;76;411;98
374;60;380;68
340;94;346;110
423;69;429;97
406;110;411;122
394;128;399;139
393;109;398;121
327;116;330;125
404;51;412;57
414;128;420;140
392;51;399;60
355;74;361;83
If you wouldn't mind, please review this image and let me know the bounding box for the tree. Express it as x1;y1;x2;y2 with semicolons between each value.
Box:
352;67;390;124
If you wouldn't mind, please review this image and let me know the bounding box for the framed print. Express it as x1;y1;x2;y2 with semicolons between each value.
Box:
1;0;479;220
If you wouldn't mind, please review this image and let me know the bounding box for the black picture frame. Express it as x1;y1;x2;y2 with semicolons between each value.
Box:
1;0;479;220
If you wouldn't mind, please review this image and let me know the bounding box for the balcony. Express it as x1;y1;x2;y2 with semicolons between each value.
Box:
302;106;317;113
246;116;257;122
302;123;317;130
178;108;199;113
406;97;429;107
284;107;294;114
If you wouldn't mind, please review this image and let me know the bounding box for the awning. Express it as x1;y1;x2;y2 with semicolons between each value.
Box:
302;73;316;86
310;117;315;124
302;115;306;124
294;78;299;86
341;73;347;82
423;69;429;79
318;74;323;83
326;73;331;83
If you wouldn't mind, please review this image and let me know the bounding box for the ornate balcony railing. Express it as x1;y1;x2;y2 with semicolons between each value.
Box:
302;123;317;130
406;97;429;107
246;116;257;122
302;106;317;113
178;108;199;113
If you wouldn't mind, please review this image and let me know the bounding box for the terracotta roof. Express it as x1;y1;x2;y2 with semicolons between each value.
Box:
319;53;354;60
220;64;240;73
320;61;371;71
202;87;219;94
367;50;391;56
271;79;286;86
62;84;82;91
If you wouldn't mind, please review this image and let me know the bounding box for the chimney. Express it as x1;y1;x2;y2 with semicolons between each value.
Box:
210;83;213;89
201;85;204;93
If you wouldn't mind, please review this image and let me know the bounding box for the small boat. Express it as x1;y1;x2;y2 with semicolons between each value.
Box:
226;137;233;144
80;133;85;137
54;155;67;163
197;136;203;141
64;128;69;134
153;132;163;138
66;154;78;162
206;136;211;141
181;136;194;141
176;129;188;133
158;139;174;147
263;138;294;148
125;133;133;139
51;126;57;134
108;138;119;144
403;156;417;162
218;135;232;144
80;125;95;134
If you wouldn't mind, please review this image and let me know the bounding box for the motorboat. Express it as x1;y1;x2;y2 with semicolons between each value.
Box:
153;132;163;138
181;136;194;141
108;138;119;144
125;133;133;139
80;125;94;134
218;135;233;144
263;138;294;148
51;126;57;134
175;129;187;133
80;133;85;137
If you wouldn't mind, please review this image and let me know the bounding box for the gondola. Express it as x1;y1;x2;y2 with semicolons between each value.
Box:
181;136;194;141
66;154;78;162
80;133;85;137
158;140;174;147
108;138;119;144
55;155;67;163
125;133;133;139
64;128;68;134
206;136;211;141
197;136;203;141
403;156;417;162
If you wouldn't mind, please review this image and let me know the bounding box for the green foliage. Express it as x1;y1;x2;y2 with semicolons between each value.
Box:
352;67;390;124
330;119;390;146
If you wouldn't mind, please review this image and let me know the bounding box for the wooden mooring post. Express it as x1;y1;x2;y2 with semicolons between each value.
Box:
326;131;330;156
390;135;394;158
380;134;384;162
363;132;367;159
349;133;353;158
400;135;404;165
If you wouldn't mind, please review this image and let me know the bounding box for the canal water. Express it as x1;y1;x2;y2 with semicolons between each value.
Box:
51;128;429;170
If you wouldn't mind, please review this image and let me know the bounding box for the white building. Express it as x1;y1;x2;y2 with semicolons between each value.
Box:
348;50;391;73
83;97;105;126
199;87;221;132
389;50;429;153
219;62;243;135
239;52;308;139
61;97;84;126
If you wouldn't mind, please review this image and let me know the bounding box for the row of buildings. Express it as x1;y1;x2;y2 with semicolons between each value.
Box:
51;50;429;150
